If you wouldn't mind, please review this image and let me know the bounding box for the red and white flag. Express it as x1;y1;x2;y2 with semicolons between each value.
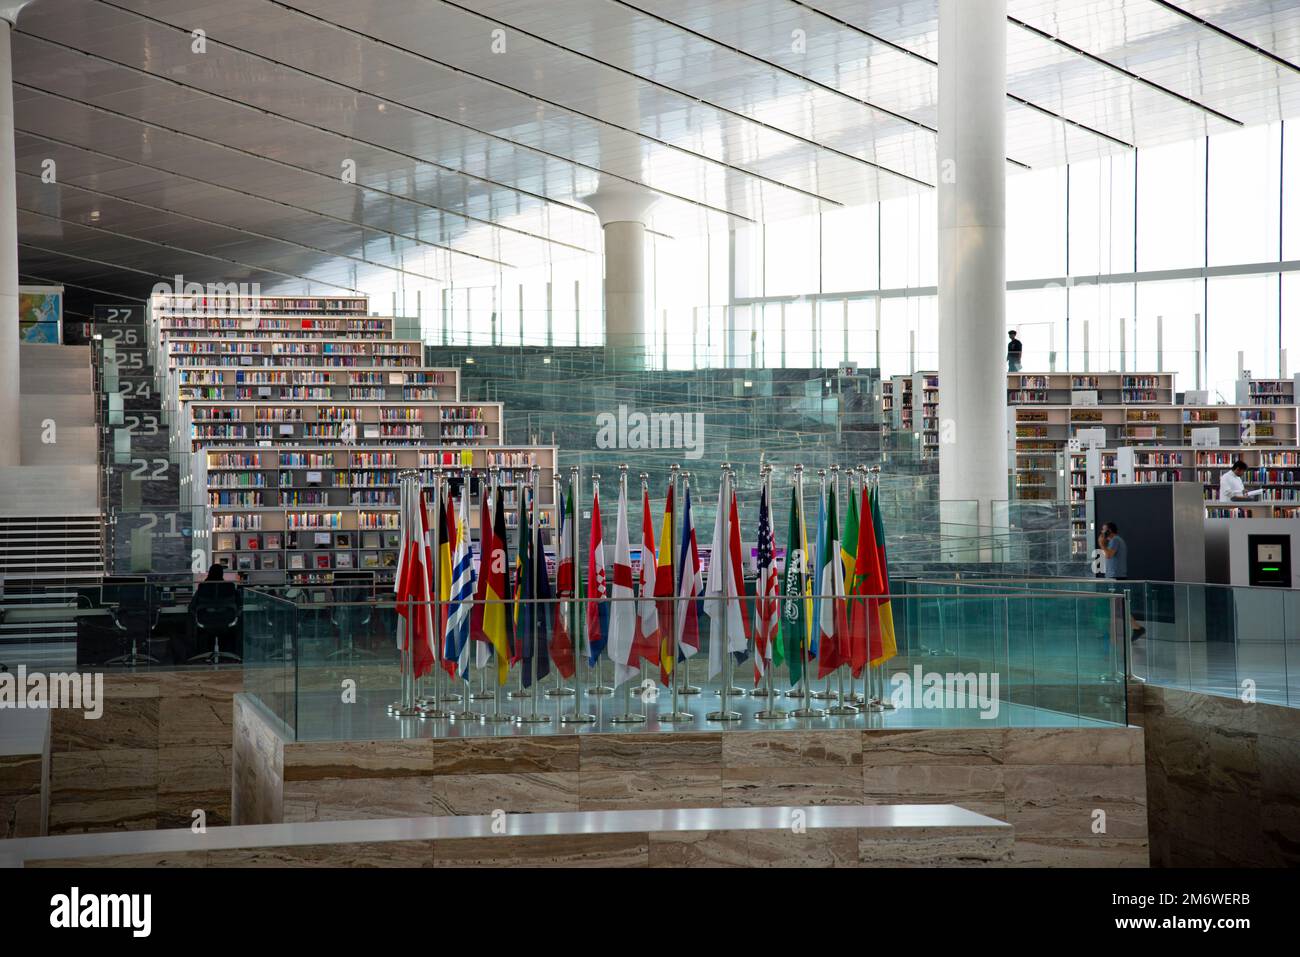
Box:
607;481;637;687
394;487;436;678
632;485;662;669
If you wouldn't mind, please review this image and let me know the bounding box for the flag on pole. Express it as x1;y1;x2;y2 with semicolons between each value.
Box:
848;483;880;678
608;480;637;687
841;482;859;589
586;484;609;667
436;487;456;678
472;486;511;685
816;482;850;678
533;520;553;679
727;485;752;659
654;483;676;685
753;483;779;685
469;484;493;669
809;484;826;659
511;485;529;666
394;487;436;678
495;485;515;667
674;484;702;660
634;485;662;670
778;485;807;686
869;485;899;666
444;488;475;680
550;483;577;679
706;481;749;679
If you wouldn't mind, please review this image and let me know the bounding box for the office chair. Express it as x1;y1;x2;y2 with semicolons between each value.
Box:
188;581;243;664
105;584;161;666
327;586;376;661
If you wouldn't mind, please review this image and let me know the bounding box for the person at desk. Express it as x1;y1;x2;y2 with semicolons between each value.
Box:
1219;460;1260;502
188;563;243;662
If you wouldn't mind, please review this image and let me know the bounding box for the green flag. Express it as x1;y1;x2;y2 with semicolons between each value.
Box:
778;486;806;685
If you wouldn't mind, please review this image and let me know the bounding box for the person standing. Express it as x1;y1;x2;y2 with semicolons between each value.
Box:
1098;522;1144;640
1219;460;1254;502
1006;330;1023;372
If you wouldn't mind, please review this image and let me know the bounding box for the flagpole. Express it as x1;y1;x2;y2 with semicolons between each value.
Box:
421;466;449;719
790;463;823;718
639;471;652;721
756;463;787;720
471;469;493;702
438;468;462;704
519;464;550;723
613;464;645;724
812;468;837;702
843;465;865;705
546;467;574;697
660;463;692;723
510;475;531;701
829;465;858;716
708;463;741;722
868;466;891;713
679;466;701;697
454;464;482;722
785;462;807;701
588;471;613;697
393;470;422;717
563;466;595;724
485;466;513;724
750;462;772;701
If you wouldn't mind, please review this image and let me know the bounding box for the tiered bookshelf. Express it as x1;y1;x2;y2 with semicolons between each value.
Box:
171;367;459;404
194;445;559;585
158;314;395;340
152;294;369;317
177;400;503;450
160;337;423;371
890;374;914;434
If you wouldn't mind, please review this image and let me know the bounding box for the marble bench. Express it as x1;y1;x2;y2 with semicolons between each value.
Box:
1;803;1012;867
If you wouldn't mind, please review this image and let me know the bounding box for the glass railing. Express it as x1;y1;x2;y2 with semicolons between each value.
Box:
908;576;1300;708
236;587;1129;741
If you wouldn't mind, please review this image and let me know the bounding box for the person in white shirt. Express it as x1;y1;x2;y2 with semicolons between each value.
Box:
1219;460;1252;502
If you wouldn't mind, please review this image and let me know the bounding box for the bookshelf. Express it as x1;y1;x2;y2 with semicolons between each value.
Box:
914;372;939;457
150;294;369;317
159;337;423;371
1234;375;1299;406
1007;372;1175;407
170;366;459;404
176;399;504;450
157;314;395;340
193;445;559;585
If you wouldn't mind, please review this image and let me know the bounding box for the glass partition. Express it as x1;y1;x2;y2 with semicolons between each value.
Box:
237;588;1130;741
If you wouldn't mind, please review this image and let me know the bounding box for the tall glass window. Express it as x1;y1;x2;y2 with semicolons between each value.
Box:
1008;167;1067;281
1137;138;1206;272
1208;124;1282;267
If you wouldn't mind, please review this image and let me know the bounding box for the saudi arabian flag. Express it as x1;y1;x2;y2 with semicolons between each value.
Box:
778;486;806;685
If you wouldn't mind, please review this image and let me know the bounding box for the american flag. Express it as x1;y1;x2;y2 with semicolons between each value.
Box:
753;483;778;683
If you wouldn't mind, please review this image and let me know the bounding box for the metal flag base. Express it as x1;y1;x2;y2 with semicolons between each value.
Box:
678;685;702;695
611;712;647;724
784;687;808;699
811;689;838;700
469;688;495;700
439;691;462;703
754;706;788;720
657;710;695;723
705;709;742;721
482;711;515;723
561;711;596;724
390;705;421;717
749;687;773;698
418;705;450;719
865;699;887;712
789;706;825;718
508;689;532;699
516;712;551;724
827;703;859;716
719;686;745;697
452;705;482;721
545;686;576;697
588;685;614;696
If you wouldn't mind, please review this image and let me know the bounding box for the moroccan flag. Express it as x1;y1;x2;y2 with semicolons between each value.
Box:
869;485;899;665
586;483;609;666
841;482;859;588
633;485;662;669
817;483;849;678
778;486;807;686
550;483;577;679
674;484;702;660
848;483;880;678
654;483;676;684
810;485;825;658
753;483;778;684
608;481;637;686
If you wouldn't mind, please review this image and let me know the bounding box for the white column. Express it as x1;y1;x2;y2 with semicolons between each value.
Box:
937;0;1007;539
0;10;26;467
581;185;657;366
